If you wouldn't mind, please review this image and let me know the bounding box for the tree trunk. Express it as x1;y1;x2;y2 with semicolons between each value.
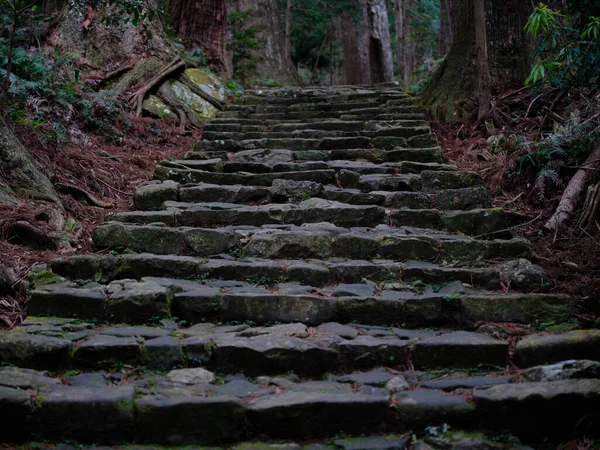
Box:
341;0;371;85
232;0;300;86
368;0;394;83
0;116;60;206
424;0;533;121
284;0;292;64
439;0;452;56
342;0;394;85
394;0;412;87
439;0;460;56
49;0;174;73
474;0;491;120
169;0;230;77
486;0;534;90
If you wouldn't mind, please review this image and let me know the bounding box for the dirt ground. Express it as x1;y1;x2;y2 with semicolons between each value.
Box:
0;118;201;327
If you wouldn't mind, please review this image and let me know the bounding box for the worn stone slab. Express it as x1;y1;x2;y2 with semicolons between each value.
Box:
521;360;600;382
393;389;475;425
422;376;513;391
28;285;107;320
474;379;600;439
220;294;337;326
248;392;390;438
73;335;142;368
460;294;571;325
514;330;600;367
0;331;72;371
144;336;184;371
338;336;410;369
333;436;409;450
210;334;338;376
136;395;246;444
412;331;508;369
31;385;135;443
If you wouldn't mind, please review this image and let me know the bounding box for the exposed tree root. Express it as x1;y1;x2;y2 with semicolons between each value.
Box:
54;182;113;208
576;182;600;234
157;82;202;128
125;57;187;117
543;140;600;233
179;73;224;110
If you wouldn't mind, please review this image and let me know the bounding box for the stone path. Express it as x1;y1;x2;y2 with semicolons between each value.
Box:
2;85;600;448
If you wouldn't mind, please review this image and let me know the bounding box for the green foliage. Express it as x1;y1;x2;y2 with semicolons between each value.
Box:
284;0;361;80
505;117;600;203
228;4;260;82
525;3;600;88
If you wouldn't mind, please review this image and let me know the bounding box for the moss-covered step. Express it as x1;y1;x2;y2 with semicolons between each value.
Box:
2;357;600;444
90;221;531;262
27;273;569;327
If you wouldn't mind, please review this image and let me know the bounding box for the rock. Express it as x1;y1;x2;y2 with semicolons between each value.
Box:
333;436;409;450
73;335;142;368
412;331;508;369
317;322;359;339
168;367;215;385
249;392;390;439
211;334;338;376
474;379;600;439
393;389;475;425
337;368;395;387
338;336;410;369
425;431;525;450
135;395;246;444
0;366;61;390
31;385;136;443
134;180;180;211
270;179;323;203
514;330;600;367
144;336;184;371
422;376;512;391
0;385;33;441
69;372;107;388
385;376;410;393
521;360;600;382
142;95;177;119
0;331;72;371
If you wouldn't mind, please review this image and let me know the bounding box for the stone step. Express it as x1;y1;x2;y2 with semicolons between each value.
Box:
3;359;597;445
184;146;445;164
202;126;432;141
27;274;568;327
109;200;509;236
134;180;490;212
45;253;548;293
92;220;526;260
12;85;585;447
5;315;582;375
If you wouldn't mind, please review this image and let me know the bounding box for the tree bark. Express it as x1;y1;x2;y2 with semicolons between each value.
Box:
394;0;411;87
284;0;292;63
0;116;60;206
342;0;394;85
544;140;600;233
231;0;300;85
439;0;461;56
368;0;394;83
169;0;230;77
424;0;534;121
49;0;174;73
341;0;371;85
474;0;491;121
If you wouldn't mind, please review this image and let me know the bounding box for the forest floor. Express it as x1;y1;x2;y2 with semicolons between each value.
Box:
0;118;201;327
433;120;600;328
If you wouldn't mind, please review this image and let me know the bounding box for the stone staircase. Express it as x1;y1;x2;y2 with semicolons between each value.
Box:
1;85;599;448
